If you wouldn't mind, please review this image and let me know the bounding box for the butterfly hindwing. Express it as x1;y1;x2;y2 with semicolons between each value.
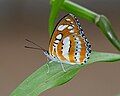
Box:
49;14;91;64
56;33;90;64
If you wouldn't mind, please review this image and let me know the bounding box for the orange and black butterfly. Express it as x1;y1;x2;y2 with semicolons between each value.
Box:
25;14;91;72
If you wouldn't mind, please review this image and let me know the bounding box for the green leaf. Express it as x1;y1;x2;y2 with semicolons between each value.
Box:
10;51;120;96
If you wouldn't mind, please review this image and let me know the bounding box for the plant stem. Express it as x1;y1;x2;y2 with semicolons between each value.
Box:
50;0;120;51
49;0;65;36
96;15;120;50
62;0;98;23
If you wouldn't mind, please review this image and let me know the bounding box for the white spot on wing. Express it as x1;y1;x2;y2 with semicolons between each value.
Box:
63;37;70;44
70;30;74;33
66;18;71;21
76;37;79;40
58;25;68;31
68;26;73;30
62;37;70;60
56;34;62;39
72;25;75;27
54;40;59;43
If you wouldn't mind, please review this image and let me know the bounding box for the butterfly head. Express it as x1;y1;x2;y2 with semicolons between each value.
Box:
43;50;49;56
43;50;57;61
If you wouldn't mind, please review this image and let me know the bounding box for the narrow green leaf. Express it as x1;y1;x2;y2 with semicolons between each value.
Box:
10;51;120;96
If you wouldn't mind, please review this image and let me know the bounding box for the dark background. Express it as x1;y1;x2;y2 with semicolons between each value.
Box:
0;0;120;96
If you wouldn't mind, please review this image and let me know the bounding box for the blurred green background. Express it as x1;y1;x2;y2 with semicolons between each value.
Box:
0;0;120;96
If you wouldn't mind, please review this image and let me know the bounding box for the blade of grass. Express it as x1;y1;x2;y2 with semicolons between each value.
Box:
10;51;120;96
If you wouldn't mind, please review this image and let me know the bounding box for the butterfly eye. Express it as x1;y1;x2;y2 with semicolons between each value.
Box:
44;51;49;55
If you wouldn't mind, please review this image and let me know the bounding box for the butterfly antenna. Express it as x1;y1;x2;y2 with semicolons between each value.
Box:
25;46;42;50
25;39;46;51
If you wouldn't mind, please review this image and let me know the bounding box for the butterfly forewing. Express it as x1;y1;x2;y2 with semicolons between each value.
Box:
49;14;91;64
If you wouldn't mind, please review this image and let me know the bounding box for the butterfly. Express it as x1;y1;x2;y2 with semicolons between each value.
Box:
25;14;91;72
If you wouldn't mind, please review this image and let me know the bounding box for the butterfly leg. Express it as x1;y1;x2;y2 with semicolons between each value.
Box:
46;58;50;73
46;63;50;73
46;59;53;73
60;62;66;72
